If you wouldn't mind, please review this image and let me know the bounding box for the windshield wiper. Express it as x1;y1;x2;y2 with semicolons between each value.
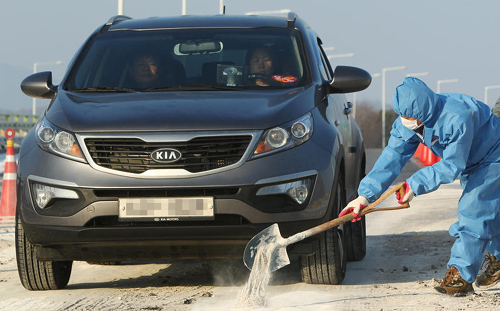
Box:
146;85;246;91
70;86;139;93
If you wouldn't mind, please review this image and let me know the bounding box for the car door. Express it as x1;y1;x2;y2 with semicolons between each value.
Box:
317;41;360;199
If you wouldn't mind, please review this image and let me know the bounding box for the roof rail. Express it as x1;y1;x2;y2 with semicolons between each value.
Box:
100;15;132;33
106;15;133;26
287;12;298;28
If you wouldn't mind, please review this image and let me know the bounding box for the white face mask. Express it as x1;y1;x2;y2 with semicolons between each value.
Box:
401;118;422;130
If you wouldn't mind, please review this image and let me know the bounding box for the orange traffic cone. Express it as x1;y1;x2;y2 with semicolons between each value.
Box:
419;145;429;164
421;146;439;166
413;143;424;160
424;150;439;166
0;128;17;218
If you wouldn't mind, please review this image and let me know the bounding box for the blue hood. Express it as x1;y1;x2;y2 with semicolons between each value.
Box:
391;77;443;126
46;87;315;132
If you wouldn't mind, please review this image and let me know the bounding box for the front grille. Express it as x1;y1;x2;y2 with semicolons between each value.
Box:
85;135;252;174
93;188;239;198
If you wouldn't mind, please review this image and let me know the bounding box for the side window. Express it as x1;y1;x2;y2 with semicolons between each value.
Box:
317;39;333;81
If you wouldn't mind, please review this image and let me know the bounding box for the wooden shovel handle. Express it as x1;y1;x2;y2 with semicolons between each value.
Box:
358;182;409;216
287;183;410;243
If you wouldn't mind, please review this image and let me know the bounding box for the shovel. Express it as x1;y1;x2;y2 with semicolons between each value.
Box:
243;182;410;272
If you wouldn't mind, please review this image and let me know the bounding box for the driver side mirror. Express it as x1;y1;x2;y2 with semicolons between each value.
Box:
329;66;371;94
20;71;57;99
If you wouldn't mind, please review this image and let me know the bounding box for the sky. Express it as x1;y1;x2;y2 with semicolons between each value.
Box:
2;0;500;115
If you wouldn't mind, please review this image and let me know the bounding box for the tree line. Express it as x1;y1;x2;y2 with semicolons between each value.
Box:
354;101;398;149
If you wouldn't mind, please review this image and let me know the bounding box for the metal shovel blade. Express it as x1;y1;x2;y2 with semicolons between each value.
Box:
243;223;290;272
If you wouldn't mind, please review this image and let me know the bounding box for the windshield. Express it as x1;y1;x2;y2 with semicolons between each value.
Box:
65;28;309;92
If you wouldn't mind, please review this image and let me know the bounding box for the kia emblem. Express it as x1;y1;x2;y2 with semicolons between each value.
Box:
150;148;182;163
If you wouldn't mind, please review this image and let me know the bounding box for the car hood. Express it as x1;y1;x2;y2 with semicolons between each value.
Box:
46;87;317;132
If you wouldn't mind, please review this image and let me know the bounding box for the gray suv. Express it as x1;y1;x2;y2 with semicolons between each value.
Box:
18;13;371;290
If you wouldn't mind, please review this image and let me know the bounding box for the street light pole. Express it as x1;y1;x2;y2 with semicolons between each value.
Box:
352;73;380;118
32;61;63;116
484;85;500;106
219;0;224;14
437;79;458;94
118;0;124;15
182;0;187;15
381;66;406;148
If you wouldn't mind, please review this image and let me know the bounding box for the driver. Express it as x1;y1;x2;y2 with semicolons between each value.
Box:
247;46;275;86
131;53;163;89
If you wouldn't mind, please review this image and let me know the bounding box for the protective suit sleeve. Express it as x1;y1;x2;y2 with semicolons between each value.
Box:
407;113;474;195
358;126;419;202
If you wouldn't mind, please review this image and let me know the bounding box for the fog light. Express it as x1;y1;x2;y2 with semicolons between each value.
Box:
33;183;79;209
287;184;308;204
256;178;312;204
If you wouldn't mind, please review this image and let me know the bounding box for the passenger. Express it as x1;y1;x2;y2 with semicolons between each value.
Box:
340;77;500;296
247;47;275;86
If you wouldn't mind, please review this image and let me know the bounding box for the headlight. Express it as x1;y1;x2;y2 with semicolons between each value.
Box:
252;112;313;158
35;118;86;162
265;128;288;148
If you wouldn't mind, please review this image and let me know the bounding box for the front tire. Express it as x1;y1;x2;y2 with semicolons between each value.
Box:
16;211;72;290
344;217;366;261
345;158;367;261
299;175;347;284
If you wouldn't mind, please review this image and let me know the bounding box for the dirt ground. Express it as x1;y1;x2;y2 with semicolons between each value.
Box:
1;180;500;310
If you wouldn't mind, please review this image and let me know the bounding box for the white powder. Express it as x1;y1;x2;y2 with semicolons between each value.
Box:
236;240;275;307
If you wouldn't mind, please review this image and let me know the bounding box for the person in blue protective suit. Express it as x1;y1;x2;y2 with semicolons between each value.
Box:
340;77;500;296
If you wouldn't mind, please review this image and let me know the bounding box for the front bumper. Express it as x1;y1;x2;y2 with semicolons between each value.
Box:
24;216;333;261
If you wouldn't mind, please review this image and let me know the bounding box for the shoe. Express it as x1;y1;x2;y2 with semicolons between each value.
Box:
475;253;500;289
434;266;474;296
